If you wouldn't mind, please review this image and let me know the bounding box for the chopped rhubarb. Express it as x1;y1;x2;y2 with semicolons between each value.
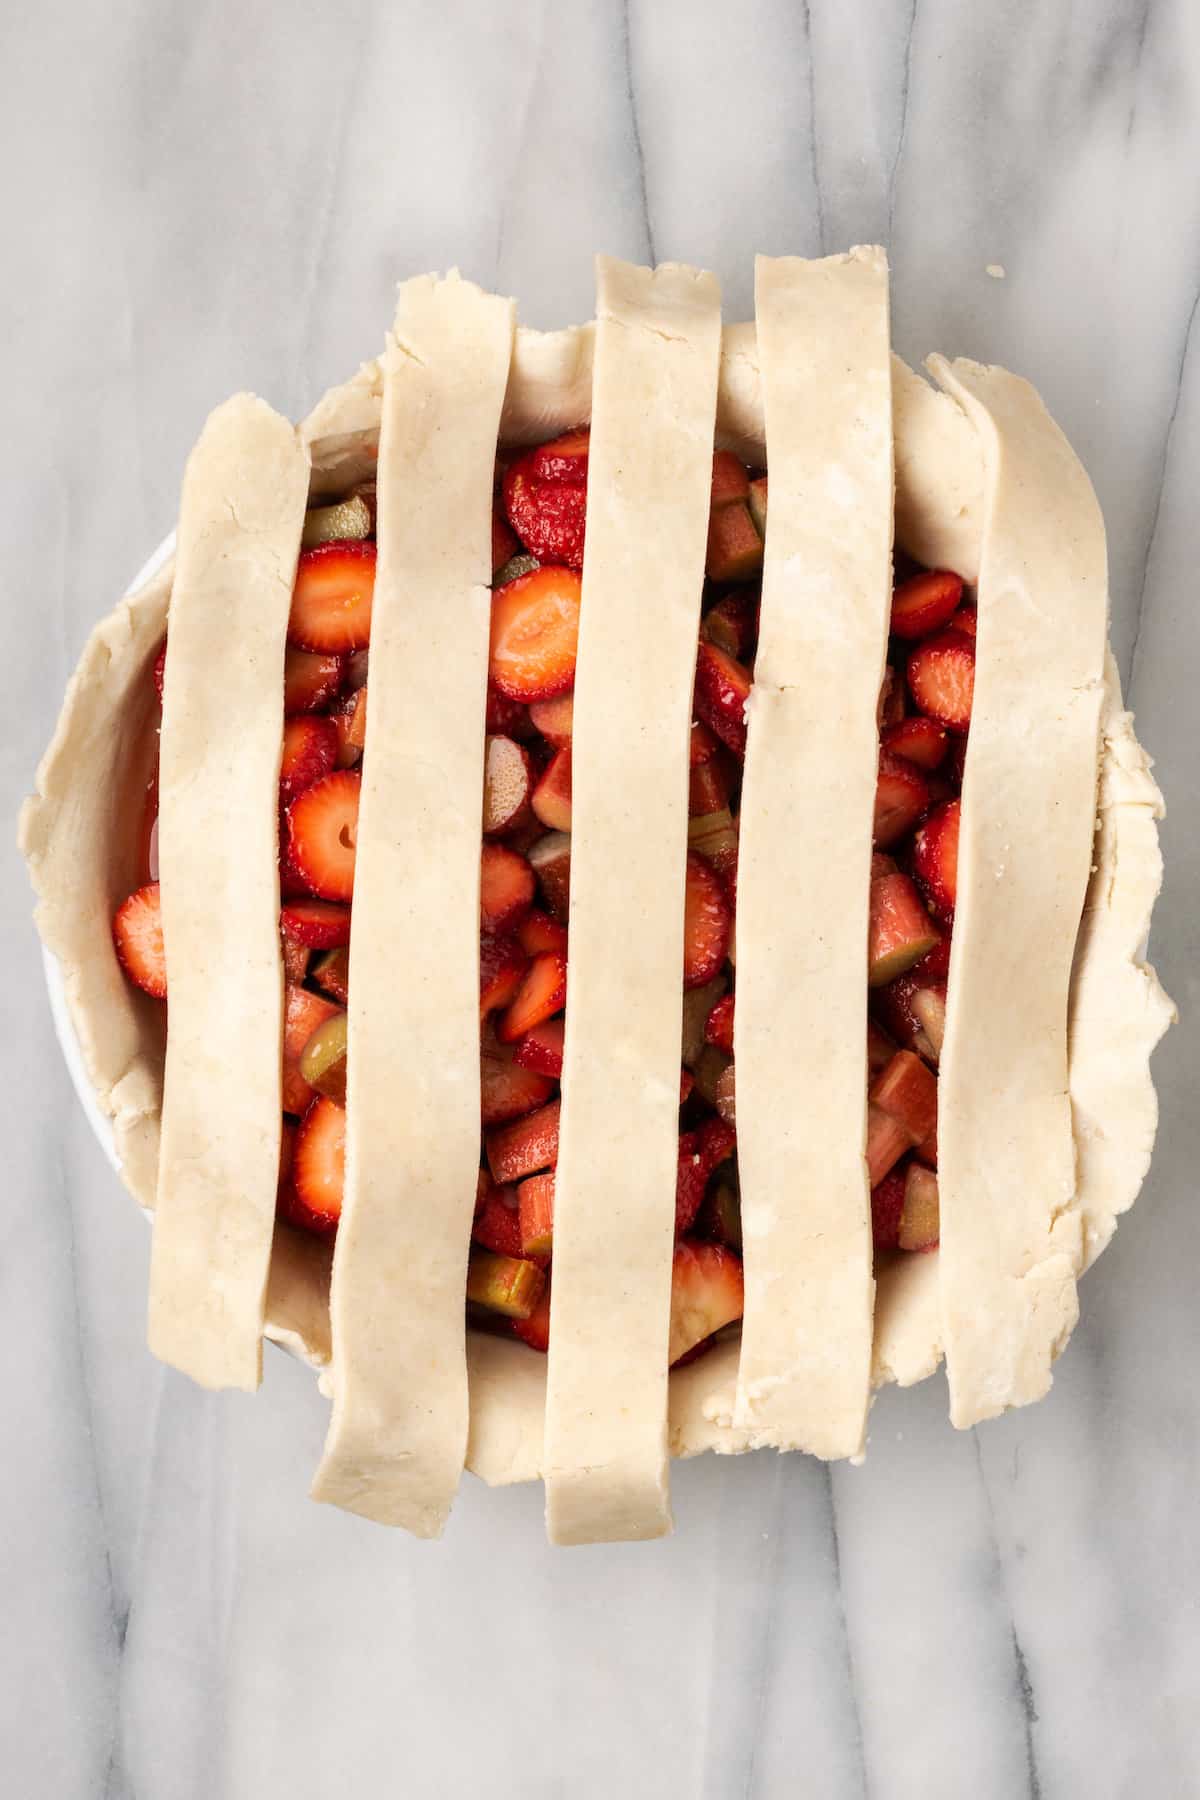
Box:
689;753;732;818
344;647;370;691
747;474;768;536
529;692;574;746
899;1162;940;1251
502;457;586;568
877;664;907;729
874;750;930;849
913;797;960;922
871;1165;907;1250
479;842;536;934
669;1240;744;1365
282;986;340;1115
492;553;541;588
486;1097;561;1185
283;645;344;714
280;898;352;949
528;830;571;922
473;1181;525;1258
330;686;368;768
911;982;947;1062
676;1118;737;1234
694;640;752;755
310;945;350;1004
889;569;964;640
528;426;590;485
907;627;975;732
868;869;939;986
705;991;735;1054
867;1018;896;1076
714;1061;737;1126
486;683;530;737
466;1249;546;1320
531;745;572;832
489;565;582;701
684;851;733;989
517;1172;555;1255
702;588;759;664
710;449;751;507
512;1016;565;1078
479;933;528;1017
301;494;372;549
688;807;739;881
881;713;948;772
690;1045;731;1109
483;734;533;837
284;770;360;902
281;931;310;986
279;714;338;807
480;1029;554;1126
681;974;727;1067
511;1276;552;1351
515;908;569;957
872;971;939;1061
496;950;567;1045
288;541;376;655
702;1180;743;1250
287;1095;345;1232
112;882;167;998
866;1102;913;1188
706;500;763;583
871;1049;938;1150
298;1009;348;1105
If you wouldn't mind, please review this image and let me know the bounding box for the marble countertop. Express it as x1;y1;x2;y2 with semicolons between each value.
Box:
5;2;1199;1794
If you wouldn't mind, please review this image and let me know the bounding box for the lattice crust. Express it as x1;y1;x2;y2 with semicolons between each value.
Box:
19;254;1175;1538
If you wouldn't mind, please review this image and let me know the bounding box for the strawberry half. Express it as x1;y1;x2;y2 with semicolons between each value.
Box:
675;1118;737;1234
907;628;975;733
516;908;569;958
279;714;338;808
704;991;735;1054
912;797;960;922
284;645;344;714
889;569;964;640
480;842;536;934
284;770;360;902
282;985;340;1115
684;851;733;989
512;1016;565;1077
288;540;376;654
112;882;167;998
881;714;948;773
481;1028;554;1126
286;1095;345;1233
874;749;930;849
503;457;586;568
668;1240;744;1366
531;745;572;832
489;566;582;702
483;736;534;837
527;426;590;486
496;950;567;1045
280;898;352;949
480;933;529;1017
694;640;752;756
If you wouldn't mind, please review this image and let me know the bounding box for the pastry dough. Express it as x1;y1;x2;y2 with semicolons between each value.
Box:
543;257;722;1545
311;274;515;1533
732;250;892;1458
150;395;309;1390
931;357;1107;1427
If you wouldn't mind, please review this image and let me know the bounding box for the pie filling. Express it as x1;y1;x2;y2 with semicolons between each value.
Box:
112;427;973;1371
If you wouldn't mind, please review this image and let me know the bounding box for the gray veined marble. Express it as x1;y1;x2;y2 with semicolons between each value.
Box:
3;1;1199;1795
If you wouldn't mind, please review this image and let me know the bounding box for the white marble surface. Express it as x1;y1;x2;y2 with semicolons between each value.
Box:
5;1;1199;1794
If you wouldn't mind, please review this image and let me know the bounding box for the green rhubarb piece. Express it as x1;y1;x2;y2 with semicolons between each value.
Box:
493;553;541;587
707;1180;742;1250
298;1010;348;1105
681;975;727;1068
466;1249;545;1320
301;494;373;549
747;474;768;536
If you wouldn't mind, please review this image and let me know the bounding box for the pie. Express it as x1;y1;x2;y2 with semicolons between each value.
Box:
19;251;1175;1545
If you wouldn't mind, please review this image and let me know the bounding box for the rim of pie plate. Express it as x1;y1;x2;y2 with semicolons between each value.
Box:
27;315;1174;1482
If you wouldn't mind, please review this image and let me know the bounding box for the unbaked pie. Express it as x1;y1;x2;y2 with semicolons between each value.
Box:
20;251;1174;1545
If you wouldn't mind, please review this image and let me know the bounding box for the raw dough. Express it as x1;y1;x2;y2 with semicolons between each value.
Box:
151;395;310;1390
543;257;722;1545
732;250;892;1458
310;273;515;1534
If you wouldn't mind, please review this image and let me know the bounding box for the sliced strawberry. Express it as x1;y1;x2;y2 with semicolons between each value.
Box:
874;750;930;849
512;1017;565;1078
483;735;533;837
889;569;964;640
473;1181;525;1258
679;1066;696;1104
868;870;939;987
284;645;344;714
710;449;750;507
496;950;567;1045
480;842;536;934
528;831;571;922
280;716;338;811
310;945;350;1004
947;604;977;639
511;1276;552;1352
515;908;569;958
281;930;310;986
330;687;368;769
112;882;166;998
486;683;531;738
705;991;735;1054
702;588;758;662
690;720;722;768
684;850;733;989
531;745;572;832
503;458;587;568
479;932;529;1017
948;735;968;787
899;1162;939;1251
528;427;590;486
907;628;975;733
714;1061;737;1126
668;1240;744;1365
676;1118;737;1234
284;770;360;902
871;1164;907;1250
282;985;340;1115
528;692;574;746
152;638;167;705
877;664;907;729
912;797;960;922
288;540;375;654
873;971;940;1060
706;501;763;583
490;566;583;701
492;507;520;578
486;1098;561;1185
280;898;352;949
344;647;370;691
481;1027;554;1126
286;1095;345;1232
881;714;948;772
694;640;752;756
517;1171;555;1255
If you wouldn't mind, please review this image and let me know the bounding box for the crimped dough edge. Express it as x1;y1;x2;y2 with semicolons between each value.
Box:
19;325;1173;1487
